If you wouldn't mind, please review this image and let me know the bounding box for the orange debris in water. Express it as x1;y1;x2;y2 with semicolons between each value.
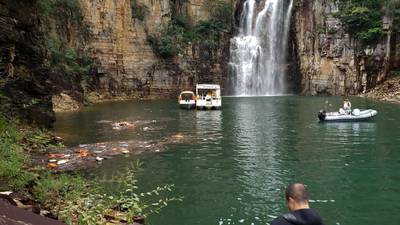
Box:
47;163;58;169
76;149;90;157
48;153;65;159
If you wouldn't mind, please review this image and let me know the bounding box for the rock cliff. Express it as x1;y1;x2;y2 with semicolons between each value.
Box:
292;0;400;96
1;0;236;123
78;0;233;100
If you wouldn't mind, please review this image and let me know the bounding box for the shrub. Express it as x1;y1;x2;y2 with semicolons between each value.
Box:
37;0;81;16
335;1;384;46
33;163;181;225
45;37;93;76
147;18;188;58
0;117;34;189
147;0;233;58
130;0;149;21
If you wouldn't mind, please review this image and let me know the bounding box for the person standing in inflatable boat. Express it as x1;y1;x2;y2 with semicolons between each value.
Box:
343;99;352;114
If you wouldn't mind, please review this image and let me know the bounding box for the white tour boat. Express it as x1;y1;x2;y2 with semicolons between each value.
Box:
195;84;222;110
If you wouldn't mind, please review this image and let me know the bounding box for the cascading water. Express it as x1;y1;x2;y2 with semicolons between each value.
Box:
229;0;294;96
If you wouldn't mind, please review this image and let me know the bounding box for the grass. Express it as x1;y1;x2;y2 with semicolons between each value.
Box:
0;116;34;189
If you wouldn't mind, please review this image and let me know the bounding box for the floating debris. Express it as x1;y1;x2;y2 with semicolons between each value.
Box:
47;163;57;169
48;153;65;159
172;133;184;139
57;159;69;165
76;149;90;157
36;130;191;171
122;149;130;154
96;120;113;124
119;143;129;147
112;121;135;130
96;156;104;162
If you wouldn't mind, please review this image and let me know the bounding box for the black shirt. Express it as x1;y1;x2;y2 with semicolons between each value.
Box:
270;208;327;225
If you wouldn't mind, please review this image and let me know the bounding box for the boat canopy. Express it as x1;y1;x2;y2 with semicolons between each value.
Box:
196;84;220;90
180;91;195;95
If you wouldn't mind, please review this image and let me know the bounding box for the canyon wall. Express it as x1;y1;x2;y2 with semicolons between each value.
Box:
292;0;400;96
78;0;233;100
1;0;235;124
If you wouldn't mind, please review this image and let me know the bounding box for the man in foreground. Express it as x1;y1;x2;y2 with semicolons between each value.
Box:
271;183;326;225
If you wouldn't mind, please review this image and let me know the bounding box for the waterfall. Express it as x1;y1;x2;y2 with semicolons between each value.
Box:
229;0;294;96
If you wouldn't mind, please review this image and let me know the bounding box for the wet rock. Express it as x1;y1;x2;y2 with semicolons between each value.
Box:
133;215;145;224
52;93;82;112
0;193;17;206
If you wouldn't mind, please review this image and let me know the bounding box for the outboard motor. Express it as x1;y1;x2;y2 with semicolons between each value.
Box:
318;110;326;121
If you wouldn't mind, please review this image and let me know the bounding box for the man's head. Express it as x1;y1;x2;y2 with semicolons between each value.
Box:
285;183;310;212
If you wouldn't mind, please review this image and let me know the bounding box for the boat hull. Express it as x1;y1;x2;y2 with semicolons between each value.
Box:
318;109;378;122
196;106;222;110
179;103;196;110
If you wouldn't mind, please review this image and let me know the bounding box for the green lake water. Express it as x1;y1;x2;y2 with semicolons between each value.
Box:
54;96;400;225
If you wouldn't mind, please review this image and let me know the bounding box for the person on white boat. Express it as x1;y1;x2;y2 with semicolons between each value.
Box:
205;91;212;101
343;99;352;114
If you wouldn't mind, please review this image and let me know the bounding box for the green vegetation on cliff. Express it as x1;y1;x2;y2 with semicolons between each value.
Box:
336;0;400;46
45;37;93;77
130;0;149;21
37;0;94;77
147;0;233;59
37;0;81;16
335;0;384;46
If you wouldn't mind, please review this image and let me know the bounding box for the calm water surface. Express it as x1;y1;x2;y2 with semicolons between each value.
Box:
54;97;400;225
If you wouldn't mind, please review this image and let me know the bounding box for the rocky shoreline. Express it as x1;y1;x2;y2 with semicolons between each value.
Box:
360;76;400;104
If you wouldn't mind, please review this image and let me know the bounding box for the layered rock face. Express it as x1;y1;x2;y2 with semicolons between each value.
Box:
78;0;229;100
79;0;177;99
293;0;400;96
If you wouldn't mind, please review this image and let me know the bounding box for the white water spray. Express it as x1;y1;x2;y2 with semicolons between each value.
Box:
229;0;294;96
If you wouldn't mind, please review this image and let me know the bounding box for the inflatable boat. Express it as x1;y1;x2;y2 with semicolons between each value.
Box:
318;109;378;122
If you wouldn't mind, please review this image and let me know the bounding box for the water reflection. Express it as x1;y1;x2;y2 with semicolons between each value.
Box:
323;122;376;133
194;110;223;145
320;122;377;145
230;97;287;218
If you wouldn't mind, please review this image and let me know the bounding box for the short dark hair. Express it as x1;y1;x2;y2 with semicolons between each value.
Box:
285;183;310;203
